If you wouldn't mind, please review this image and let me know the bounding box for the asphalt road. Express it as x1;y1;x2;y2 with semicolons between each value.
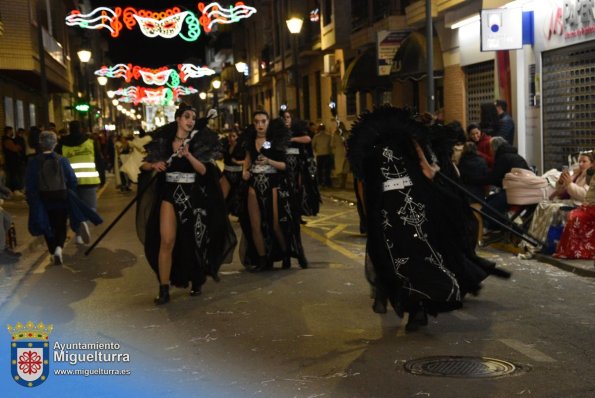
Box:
1;182;594;398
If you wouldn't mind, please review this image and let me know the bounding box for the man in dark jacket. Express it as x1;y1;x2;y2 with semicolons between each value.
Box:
494;99;515;145
462;136;529;231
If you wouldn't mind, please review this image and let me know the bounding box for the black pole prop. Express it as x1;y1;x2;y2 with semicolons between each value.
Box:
84;173;157;256
436;171;545;247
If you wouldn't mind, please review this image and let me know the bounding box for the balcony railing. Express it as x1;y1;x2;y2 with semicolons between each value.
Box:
42;28;65;65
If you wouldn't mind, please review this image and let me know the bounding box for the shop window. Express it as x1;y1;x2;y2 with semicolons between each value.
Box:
4;97;14;127
29;103;36;128
464;61;495;127
323;0;332;26
315;73;322;119
302;75;310;121
346;92;357;116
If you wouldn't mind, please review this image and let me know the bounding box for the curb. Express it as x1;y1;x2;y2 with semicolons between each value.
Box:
533;253;595;278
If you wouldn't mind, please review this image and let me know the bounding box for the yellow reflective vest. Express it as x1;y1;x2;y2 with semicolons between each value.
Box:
62;139;100;186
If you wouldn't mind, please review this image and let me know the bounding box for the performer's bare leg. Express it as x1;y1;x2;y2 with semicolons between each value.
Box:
154;201;176;304
158;201;177;285
247;187;266;256
220;175;231;199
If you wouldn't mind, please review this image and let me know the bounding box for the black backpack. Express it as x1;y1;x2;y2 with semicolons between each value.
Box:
38;154;68;201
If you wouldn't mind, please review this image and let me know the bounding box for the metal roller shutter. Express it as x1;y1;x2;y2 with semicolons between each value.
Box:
542;41;595;170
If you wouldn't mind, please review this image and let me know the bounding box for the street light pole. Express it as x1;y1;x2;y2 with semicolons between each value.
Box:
286;17;303;119
212;77;221;131
77;49;92;131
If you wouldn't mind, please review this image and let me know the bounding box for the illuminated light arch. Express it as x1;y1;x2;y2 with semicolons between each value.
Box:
94;64;214;88
114;85;198;105
66;3;256;40
198;2;257;33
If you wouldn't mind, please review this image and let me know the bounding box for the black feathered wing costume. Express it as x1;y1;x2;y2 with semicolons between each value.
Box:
136;119;237;288
347;106;504;318
238;119;304;267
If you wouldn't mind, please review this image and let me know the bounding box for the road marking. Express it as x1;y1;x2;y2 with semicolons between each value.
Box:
452;311;477;320
326;224;347;239
97;182;108;198
302;227;361;260
499;339;557;362
304;210;353;226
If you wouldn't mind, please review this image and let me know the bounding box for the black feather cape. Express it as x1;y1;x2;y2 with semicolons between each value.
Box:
347;106;495;317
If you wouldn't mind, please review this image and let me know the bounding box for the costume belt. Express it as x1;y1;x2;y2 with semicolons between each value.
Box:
165;172;196;183
383;176;412;192
224;164;243;172
251;165;277;174
286;148;300;155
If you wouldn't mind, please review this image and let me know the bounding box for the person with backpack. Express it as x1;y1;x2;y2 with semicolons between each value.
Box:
57;121;105;244
25;131;102;265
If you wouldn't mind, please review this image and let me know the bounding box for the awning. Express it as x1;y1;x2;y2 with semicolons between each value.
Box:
342;47;392;94
390;32;443;82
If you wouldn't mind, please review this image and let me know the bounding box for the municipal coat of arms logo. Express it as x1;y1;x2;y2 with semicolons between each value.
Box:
7;321;53;387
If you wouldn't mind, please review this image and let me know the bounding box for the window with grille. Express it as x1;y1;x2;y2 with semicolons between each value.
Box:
464;61;495;127
542;41;595;171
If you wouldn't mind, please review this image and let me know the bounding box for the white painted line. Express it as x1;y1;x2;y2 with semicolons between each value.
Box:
499;339;557;362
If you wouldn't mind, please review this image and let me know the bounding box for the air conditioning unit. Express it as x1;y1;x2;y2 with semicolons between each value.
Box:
323;54;337;75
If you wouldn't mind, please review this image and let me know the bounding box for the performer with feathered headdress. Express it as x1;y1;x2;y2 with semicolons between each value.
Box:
347;106;509;331
136;103;237;305
238;110;306;271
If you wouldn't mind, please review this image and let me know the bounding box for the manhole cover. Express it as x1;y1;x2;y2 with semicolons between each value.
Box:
404;356;518;378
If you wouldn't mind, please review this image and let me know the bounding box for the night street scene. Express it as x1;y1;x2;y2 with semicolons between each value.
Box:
0;0;594;397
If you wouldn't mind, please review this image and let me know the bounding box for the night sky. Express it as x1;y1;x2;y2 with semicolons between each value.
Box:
85;0;218;67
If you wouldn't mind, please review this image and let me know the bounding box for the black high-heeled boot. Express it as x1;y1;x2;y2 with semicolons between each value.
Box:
282;253;291;269
154;284;170;305
190;282;202;296
298;251;309;269
405;302;428;332
248;256;267;272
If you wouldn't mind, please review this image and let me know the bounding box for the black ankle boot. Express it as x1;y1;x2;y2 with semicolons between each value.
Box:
154;284;170;305
282;253;291;269
298;252;308;269
405;304;428;332
190;282;202;296
248;256;267;272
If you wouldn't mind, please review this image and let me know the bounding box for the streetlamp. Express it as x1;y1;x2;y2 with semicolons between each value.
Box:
77;48;93;131
286;16;303;118
234;61;248;125
211;77;221;130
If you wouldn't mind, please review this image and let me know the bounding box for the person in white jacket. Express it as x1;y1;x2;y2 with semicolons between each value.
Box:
122;129;153;184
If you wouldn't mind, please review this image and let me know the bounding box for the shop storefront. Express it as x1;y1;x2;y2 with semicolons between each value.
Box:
535;0;595;170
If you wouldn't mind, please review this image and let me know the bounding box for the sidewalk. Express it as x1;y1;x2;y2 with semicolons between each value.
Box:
0;194;49;307
319;186;595;278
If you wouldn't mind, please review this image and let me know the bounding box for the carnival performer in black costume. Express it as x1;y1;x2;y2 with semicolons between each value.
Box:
137;104;236;305
282;111;321;219
239;110;307;271
220;129;245;217
347;106;509;331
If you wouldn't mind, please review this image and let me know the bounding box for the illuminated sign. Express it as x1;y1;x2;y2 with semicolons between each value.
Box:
481;8;523;51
